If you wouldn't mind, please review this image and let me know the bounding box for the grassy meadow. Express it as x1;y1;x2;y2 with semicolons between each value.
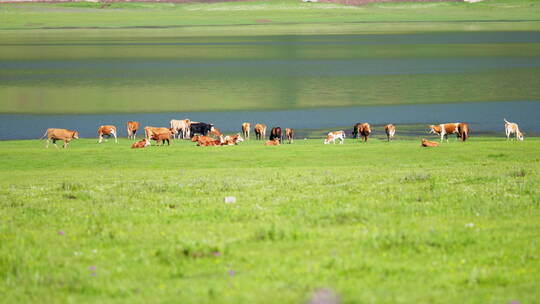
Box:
1;136;539;303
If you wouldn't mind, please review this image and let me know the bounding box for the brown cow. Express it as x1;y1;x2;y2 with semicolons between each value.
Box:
151;130;172;146
265;138;280;146
41;128;79;149
145;126;177;140
241;122;251;140
98;125;117;144
192;135;216;146
254;124;267;140
421;138;439;147
384;124;396;142
269;127;282;142
285;128;294;144
131;138;151;149
127;121;140;140
352;123;371;142
429;123;469;142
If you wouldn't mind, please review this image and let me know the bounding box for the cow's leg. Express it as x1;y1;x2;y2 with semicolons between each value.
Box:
63;140;68;148
98;133;103;143
52;139;59;149
113;131;118;143
46;138;50;148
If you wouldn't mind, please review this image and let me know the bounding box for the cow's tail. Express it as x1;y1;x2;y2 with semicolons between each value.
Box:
504;118;509;124
39;129;49;140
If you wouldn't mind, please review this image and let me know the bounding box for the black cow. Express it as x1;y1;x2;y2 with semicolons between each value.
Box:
269;127;282;142
190;122;214;138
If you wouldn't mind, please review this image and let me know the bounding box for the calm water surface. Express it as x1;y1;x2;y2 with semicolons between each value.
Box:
1;31;539;114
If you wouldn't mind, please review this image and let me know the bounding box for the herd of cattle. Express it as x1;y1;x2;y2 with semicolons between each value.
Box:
39;118;525;149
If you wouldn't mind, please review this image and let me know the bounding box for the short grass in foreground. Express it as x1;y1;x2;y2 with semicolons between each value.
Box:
1;137;539;303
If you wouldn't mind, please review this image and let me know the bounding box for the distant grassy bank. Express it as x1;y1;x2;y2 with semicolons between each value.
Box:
1;137;539;303
1;0;540;32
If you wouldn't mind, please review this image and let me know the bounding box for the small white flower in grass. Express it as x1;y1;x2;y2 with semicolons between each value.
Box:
224;196;236;204
465;223;474;228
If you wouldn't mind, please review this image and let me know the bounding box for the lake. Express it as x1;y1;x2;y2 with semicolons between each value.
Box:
0;31;539;138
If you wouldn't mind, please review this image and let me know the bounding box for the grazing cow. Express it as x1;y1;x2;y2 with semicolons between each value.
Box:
97;125;118;143
131;138;151;149
241;122;251;140
384;124;396;142
504;119;524;141
170;119;191;139
352;123;371;142
254;124;267;140
190;122;214;137
324;131;345;144
265;138;280;146
145;126;177;140
270;127;282;142
421;138;439;147
429;123;469;142
151;130;172;146
223;134;244;145
285;128;294;144
40;128;79;149
127;121;140;140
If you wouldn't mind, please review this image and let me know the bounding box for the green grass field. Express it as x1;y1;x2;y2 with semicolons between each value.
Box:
1;137;539;303
1;0;540;32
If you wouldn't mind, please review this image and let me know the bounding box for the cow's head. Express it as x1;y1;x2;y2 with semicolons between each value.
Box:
73;131;79;139
169;128;178;134
324;135;332;144
428;125;438;134
235;134;244;143
517;131;524;141
191;135;199;142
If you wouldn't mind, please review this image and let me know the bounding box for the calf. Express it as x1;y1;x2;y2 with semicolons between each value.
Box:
384;124;396;141
151;131;172;146
421;138;439;147
352;123;371;142
504;119;524;141
285;128;294;144
254;123;267;140
241;122;251;140
41;128;79;149
127;121;140;139
265;138;280;146
131;138;151;149
324;131;345;144
98;125;117;143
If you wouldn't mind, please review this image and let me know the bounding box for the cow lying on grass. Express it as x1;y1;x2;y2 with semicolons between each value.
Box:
131;138;151;149
265;138;280;146
421;139;439;147
223;134;244;145
41;128;79;149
